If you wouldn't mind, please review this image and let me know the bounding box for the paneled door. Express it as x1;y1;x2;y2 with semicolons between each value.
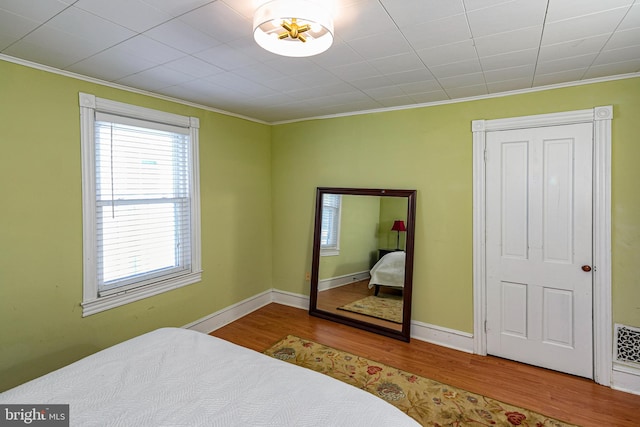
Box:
485;123;594;378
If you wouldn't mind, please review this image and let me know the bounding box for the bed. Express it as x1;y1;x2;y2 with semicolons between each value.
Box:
368;251;406;295
0;328;419;427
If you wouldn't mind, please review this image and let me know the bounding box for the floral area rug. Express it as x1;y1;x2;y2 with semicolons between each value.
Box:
264;335;579;427
337;294;403;323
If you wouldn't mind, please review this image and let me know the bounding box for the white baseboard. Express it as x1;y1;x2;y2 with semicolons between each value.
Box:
611;363;640;395
183;290;273;333
318;271;370;291
184;289;473;355
410;320;474;353
271;289;309;310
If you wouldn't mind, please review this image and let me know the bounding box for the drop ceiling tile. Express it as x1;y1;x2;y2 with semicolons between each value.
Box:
546;0;634;22
445;83;488;98
438;71;485;89
402;13;471;50
416;39;477;67
474;26;543;58
604;27;640;50
140;0;214;18
67;49;156;81
397;79;443;94
194;43;257;71
379;0;465;27
536;53;598;75
0;0;71;23
309;41;364;68
329;60;382;81
430;58;482;79
334;0;398;40
593;45;640;65
264;56;319;77
0;10;42;50
386;68;436;85
369;52;425;74
348;74;395;91
618;3;640;30
487;77;533;93
533;68;588;86
362;84;407;99
377;94;419;108
538;34;609;62
46;6;135;46
179;1;250;43
115;64;196;91
542;8;629;45
113;34;185;65
463;0;515;12
74;0;171;32
466;0;547;37
583;59;640;78
483;64;534;83
163;55;224;78
144;19;223;54
231;63;283;83
479;48;539;71
4;36;88;69
4;7;135;68
346;30;412;60
293;69;345;88
409;89;449;104
202;71;276;97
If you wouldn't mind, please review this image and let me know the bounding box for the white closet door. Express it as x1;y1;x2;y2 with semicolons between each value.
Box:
485;123;594;378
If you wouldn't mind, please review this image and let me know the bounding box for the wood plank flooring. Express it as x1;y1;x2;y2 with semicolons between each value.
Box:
210;303;640;427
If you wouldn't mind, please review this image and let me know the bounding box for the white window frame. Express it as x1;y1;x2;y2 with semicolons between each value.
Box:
320;194;341;256
79;92;202;316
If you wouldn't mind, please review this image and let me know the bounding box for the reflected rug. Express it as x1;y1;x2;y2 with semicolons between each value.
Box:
265;335;578;427
337;294;403;323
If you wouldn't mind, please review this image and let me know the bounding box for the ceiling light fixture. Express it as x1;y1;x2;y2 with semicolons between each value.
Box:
253;0;334;57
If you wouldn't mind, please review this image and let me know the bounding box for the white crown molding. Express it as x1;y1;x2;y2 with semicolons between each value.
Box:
0;54;268;125
2;53;638;126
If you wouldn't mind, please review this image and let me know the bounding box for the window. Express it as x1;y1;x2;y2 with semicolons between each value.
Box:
80;93;201;316
320;194;341;256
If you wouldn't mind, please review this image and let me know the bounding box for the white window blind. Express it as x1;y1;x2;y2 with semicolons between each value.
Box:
95;113;191;295
320;194;341;255
80;92;201;316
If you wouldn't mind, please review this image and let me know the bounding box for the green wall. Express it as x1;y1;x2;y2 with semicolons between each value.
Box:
0;60;273;391
271;77;640;334
2;58;639;392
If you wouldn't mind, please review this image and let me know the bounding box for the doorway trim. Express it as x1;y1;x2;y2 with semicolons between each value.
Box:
472;106;613;386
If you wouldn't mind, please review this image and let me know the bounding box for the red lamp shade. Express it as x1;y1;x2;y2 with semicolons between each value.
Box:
391;220;406;232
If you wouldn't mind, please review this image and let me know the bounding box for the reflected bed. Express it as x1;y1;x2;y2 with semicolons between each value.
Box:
368;251;406;294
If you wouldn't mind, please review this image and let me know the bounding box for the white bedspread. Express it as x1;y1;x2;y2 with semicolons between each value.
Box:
369;251;406;289
0;328;419;427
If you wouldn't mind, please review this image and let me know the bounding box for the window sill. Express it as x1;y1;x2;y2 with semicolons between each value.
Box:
81;271;202;317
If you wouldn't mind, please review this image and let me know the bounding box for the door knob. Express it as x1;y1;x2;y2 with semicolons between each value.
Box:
581;265;592;272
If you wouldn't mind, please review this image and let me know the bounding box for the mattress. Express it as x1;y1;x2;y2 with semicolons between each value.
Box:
369;251;406;289
0;328;419;427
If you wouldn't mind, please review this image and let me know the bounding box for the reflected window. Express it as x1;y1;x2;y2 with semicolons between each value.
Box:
320;194;341;256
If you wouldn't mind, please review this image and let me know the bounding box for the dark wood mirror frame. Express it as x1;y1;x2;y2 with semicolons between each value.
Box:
309;187;417;342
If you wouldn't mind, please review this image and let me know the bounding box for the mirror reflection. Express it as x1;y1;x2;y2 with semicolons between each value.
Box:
310;188;416;341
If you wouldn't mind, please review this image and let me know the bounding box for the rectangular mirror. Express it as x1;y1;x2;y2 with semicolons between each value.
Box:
309;187;417;341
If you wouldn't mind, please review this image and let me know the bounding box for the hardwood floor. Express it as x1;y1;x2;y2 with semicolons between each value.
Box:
210;303;640;427
316;280;402;330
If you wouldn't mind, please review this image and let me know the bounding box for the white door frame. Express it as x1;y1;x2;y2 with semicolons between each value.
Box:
472;106;613;386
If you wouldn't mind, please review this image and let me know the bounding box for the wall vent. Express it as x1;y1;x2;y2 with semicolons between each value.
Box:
614;323;640;366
